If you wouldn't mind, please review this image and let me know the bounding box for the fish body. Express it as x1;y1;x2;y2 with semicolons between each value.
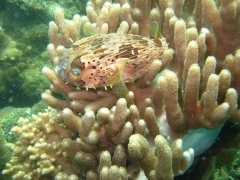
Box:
55;33;167;89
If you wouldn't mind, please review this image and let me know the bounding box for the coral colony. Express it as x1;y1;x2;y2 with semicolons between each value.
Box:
3;0;240;179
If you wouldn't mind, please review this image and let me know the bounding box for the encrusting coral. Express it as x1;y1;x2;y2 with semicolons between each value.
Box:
3;0;240;179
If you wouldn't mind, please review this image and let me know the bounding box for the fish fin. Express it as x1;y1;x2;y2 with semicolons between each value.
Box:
108;58;129;97
107;58;128;82
112;79;129;97
150;21;164;39
83;24;98;37
150;21;159;38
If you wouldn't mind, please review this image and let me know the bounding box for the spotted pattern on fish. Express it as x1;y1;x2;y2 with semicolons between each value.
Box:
55;33;168;89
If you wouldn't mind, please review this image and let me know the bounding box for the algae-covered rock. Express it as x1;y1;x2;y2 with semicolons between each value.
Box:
5;0;88;20
0;0;88;108
200;124;240;180
0;28;22;61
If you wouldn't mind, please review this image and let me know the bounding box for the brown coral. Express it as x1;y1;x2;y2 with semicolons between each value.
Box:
2;110;78;179
3;0;240;179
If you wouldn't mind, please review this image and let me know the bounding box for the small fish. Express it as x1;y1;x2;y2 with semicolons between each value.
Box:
55;33;167;94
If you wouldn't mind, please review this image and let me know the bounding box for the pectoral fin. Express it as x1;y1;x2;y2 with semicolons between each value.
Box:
112;79;129;97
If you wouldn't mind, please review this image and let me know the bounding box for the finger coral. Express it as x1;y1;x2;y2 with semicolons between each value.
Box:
3;0;240;179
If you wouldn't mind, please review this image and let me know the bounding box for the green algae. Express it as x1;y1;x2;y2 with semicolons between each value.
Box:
200;124;240;180
0;128;11;180
0;0;88;108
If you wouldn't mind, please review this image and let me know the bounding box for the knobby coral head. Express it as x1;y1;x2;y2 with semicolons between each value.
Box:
3;0;240;179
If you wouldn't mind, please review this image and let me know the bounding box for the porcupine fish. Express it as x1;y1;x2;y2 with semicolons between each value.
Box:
55;33;168;95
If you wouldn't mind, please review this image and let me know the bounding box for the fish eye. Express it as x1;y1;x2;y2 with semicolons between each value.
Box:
72;68;81;76
68;68;82;81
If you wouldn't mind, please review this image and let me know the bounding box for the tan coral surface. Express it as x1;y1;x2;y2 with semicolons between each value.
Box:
3;0;240;179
